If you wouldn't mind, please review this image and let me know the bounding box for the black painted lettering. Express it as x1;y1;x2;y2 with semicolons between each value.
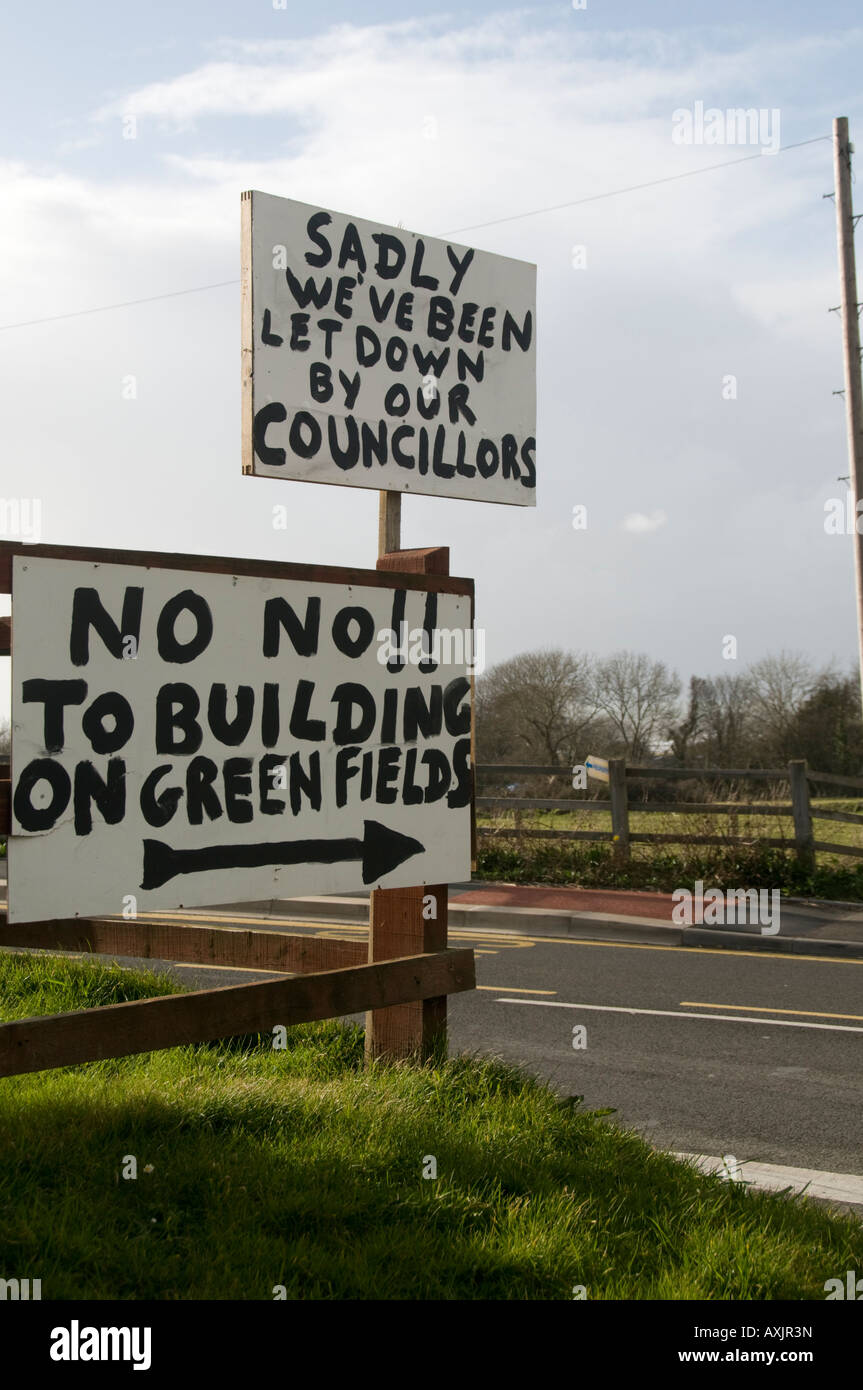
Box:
332;683;376;744
394;292;414;331
427;295;454;342
289;314;310;351
289;679;326;741
356;324;381;366
375;746;401;804
335;746;361;807
22;678;87;752
447;737;472;807
501;433;521;480
317;317;343;359
140;765;182;827
332;607;375;658
310;362;333;402
403;685;443;740
187;756;222;824
254;402;287;466
73;758;125;836
305;211;333;267
157;590;213;664
259;753;287;815
223;757;254;824
81;691;134;754
328;415;360;470
289;750;322;815
520;437;537;489
410;239;438;291
13;757;71;831
361;420;387;469
70;587;143;666
208;685;254;746
372;232;406;280
391;425;415;468
155;683;203;754
263;596;320;657
285;265;332;310
443;677;471;735
422;748;451;802
337;222;366;273
262;308;283;346
502;308;533;352
446;245;475;296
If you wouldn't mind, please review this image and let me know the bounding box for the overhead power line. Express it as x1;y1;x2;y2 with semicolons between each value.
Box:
0;134;832;333
440;135;831;235
0;279;238;332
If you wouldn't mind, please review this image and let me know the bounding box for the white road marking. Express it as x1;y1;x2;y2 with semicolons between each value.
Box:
494;998;863;1034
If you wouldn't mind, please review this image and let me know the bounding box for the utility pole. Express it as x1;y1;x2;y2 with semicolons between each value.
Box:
833;117;863;719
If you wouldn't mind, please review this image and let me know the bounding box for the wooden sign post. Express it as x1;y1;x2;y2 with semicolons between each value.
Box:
240;192;536;1061
367;507;450;1060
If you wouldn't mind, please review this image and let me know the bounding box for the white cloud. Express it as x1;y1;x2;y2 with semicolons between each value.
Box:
622;511;668;534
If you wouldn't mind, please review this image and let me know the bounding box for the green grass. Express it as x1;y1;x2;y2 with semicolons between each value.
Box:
0;951;859;1300
477;800;863;898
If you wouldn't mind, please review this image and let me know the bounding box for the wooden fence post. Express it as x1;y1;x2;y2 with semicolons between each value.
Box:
365;543;452;1063
789;759;815;871
609;758;630;862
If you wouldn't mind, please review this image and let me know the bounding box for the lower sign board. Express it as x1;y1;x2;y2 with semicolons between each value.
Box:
8;552;473;923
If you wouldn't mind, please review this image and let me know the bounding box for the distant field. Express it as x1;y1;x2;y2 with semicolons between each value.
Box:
475;799;863;896
478;798;863;857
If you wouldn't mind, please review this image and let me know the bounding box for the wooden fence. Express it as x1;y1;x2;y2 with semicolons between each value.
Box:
475;759;863;867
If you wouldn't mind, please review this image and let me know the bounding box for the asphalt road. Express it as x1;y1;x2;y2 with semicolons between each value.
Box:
110;911;863;1177
443;924;863;1176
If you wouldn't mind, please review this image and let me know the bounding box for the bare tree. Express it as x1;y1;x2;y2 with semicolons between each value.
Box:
475;648;597;766
746;651;821;762
691;672;757;766
590;651;681;761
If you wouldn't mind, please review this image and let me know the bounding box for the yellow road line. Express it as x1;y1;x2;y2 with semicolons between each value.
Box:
493;934;863;966
170;961;286;975
147;913;532;947
135;912;339;931
476;985;556;994
680;1000;863;1021
122;912;863;967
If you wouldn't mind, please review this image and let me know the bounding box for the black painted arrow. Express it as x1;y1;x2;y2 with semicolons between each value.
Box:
140;819;425;891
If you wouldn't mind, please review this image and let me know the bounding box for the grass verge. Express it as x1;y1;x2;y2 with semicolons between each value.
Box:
0;950;859;1300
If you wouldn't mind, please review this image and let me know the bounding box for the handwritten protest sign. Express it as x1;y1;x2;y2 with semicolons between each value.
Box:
242;191;536;505
8;554;473;923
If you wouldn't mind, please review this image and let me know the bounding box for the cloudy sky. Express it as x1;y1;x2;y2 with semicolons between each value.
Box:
2;0;863;718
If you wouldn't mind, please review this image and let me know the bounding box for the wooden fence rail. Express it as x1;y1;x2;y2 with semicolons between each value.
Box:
0;948;476;1078
475;758;863;866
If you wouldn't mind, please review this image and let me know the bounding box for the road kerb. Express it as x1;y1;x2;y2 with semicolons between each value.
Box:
212;897;863;959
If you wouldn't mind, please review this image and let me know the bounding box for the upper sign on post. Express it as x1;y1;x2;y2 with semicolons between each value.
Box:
242;191;536;506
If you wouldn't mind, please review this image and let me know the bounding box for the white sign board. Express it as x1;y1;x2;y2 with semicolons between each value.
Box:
585;755;609;783
242;191;536;506
8;555;473;923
